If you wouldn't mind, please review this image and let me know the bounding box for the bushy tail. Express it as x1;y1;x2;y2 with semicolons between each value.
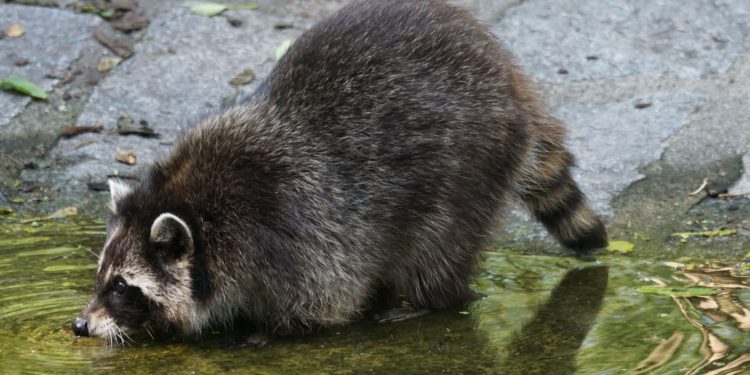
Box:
514;123;608;253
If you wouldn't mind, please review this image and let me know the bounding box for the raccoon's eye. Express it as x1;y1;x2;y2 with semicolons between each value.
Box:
114;278;128;295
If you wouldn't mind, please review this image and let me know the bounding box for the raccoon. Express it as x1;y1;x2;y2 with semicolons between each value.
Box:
72;0;607;343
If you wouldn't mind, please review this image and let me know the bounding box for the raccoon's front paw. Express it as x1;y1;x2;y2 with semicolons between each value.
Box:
374;306;432;324
244;332;270;349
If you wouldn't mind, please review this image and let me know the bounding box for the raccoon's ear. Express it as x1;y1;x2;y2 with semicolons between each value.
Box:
150;213;194;256
108;179;133;213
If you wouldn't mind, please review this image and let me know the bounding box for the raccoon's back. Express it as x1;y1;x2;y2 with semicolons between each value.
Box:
255;0;530;233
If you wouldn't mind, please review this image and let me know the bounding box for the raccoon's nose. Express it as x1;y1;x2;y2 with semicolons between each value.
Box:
72;317;89;337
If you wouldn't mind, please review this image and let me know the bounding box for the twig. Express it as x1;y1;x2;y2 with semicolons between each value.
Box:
718;192;748;199
689;178;709;196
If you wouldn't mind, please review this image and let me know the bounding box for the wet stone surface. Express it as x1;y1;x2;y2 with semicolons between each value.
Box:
0;5;100;128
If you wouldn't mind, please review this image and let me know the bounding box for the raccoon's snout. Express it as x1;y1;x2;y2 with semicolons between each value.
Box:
72;317;89;337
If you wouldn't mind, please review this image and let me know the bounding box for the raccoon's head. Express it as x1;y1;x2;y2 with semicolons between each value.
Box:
72;179;202;344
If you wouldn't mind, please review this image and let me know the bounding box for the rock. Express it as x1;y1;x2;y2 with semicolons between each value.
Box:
94;23;134;58
494;0;749;83
0;5;100;128
110;11;150;32
555;92;704;213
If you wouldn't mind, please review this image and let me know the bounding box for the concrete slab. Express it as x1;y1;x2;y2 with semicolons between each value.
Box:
555;91;704;214
20;5;320;212
661;37;750;170
494;0;749;83
0;5;100;128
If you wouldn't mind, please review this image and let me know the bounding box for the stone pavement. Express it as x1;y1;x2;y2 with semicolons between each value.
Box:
0;0;748;255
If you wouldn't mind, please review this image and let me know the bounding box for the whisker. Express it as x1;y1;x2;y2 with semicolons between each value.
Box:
144;325;155;341
86;249;100;259
121;329;137;345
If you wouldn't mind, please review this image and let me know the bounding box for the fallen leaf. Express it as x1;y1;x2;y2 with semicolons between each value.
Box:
110;12;150;31
607;240;634;253
8;24;24;38
46;207;78;219
229;68;255;86
94;24;134;58
276;39;293;59
0;75;48;99
21;207;78;223
183;2;228;16
116;116;160;138
637;285;716;297
99;9;116;18
96;56;123;72
183;2;258;16
115;149;137;165
632;331;684;374
0;207;14;215
59;124;104;138
671;229;737;239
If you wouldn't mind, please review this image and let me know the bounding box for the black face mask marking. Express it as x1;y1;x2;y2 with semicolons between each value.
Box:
103;276;151;329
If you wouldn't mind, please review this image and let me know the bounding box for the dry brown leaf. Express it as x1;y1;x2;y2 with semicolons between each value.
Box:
115;149;137;165
59;124;104;138
8;24;24;38
96;56;123;72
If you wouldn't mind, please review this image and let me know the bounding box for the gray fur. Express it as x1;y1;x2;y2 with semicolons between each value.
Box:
75;0;607;340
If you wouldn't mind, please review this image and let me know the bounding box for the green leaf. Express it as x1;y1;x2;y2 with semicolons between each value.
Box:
671;229;736;239
0;75;48;99
637;286;715;297
276;39;293;60
183;2;228;16
99;9;115;18
607;240;634;253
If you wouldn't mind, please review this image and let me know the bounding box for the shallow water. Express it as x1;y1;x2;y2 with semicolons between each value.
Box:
0;219;748;374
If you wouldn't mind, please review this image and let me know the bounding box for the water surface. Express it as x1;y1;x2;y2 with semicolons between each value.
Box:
0;218;748;374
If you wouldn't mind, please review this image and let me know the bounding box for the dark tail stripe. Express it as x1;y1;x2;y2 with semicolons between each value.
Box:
517;167;571;201
536;187;584;231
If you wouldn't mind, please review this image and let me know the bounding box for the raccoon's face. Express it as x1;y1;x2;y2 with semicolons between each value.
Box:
72;180;198;344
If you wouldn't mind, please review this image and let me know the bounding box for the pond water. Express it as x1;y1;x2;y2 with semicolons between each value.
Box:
0;218;748;374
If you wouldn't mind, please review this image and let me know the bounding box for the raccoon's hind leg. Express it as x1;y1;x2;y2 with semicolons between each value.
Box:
376;243;478;323
514;120;608;253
